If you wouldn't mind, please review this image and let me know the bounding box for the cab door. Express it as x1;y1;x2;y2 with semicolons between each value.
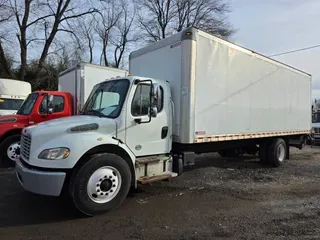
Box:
36;94;69;123
125;82;171;157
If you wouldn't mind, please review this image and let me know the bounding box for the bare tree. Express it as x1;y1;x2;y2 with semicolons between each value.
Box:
6;0;97;83
110;0;137;68
95;0;122;66
0;0;13;77
0;0;12;24
59;13;96;64
137;0;235;42
136;0;175;42
175;0;234;37
78;15;96;63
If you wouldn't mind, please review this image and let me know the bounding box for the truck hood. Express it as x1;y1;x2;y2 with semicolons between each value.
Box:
24;115;117;137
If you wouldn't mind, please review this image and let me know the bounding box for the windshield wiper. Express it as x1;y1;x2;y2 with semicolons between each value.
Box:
82;109;105;118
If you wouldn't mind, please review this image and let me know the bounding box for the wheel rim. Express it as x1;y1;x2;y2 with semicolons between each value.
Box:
277;144;286;162
87;166;122;204
7;141;20;161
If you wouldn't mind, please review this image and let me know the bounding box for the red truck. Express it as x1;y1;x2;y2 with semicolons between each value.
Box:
0;63;128;166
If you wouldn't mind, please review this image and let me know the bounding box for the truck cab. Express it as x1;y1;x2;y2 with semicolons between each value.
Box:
311;111;320;144
16;76;172;215
0;91;73;166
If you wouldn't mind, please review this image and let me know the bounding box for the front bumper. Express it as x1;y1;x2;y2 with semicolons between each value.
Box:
15;158;66;196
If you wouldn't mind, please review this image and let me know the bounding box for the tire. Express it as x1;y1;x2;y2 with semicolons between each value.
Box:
259;141;269;164
69;153;131;216
0;134;21;167
267;138;287;167
173;156;183;176
306;137;311;145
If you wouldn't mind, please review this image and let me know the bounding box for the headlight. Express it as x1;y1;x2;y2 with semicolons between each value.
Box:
312;128;315;134
38;147;70;160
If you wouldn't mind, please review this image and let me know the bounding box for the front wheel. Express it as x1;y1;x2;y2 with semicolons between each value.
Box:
69;153;132;216
0;134;21;167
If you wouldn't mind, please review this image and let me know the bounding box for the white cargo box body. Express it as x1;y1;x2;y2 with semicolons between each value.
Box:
129;27;312;144
59;63;128;114
0;78;31;115
0;78;31;97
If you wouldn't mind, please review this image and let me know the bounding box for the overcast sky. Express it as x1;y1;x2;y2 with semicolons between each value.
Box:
229;0;320;99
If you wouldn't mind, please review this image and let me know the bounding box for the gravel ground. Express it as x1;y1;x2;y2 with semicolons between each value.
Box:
0;146;319;240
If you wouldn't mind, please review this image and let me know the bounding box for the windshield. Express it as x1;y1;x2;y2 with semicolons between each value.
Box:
16;93;39;115
0;98;24;110
82;79;130;118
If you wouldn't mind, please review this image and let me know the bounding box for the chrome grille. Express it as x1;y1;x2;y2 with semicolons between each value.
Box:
315;128;320;133
20;134;31;160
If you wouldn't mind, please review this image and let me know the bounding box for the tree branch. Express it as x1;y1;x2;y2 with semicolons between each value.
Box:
57;28;82;49
60;9;98;23
26;13;56;27
27;38;46;46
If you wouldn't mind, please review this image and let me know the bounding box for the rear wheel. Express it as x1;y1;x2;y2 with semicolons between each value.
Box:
69;153;131;216
267;138;287;167
0;135;21;167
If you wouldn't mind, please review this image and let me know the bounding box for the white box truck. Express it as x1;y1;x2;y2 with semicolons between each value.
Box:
15;27;311;216
0;78;31;116
59;62;129;114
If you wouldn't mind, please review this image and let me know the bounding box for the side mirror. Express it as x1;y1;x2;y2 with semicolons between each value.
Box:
151;83;160;100
150;83;160;119
48;94;54;102
151;106;158;118
46;94;54;114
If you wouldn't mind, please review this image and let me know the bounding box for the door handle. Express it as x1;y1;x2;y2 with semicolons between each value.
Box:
161;126;168;139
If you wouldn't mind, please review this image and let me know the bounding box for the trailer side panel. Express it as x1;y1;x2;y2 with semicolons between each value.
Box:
193;30;311;143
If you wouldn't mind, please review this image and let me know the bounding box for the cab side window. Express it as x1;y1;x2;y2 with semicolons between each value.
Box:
39;96;64;114
131;84;164;116
131;84;151;116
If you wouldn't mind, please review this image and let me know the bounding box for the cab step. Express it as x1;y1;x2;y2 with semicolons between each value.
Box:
137;172;178;184
135;155;171;166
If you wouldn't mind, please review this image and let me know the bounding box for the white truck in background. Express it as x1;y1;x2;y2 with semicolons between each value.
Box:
310;100;320;144
59;62;129;114
0;78;31;116
15;27;311;216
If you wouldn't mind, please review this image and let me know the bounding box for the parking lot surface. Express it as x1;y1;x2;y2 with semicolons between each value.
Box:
0;147;319;240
